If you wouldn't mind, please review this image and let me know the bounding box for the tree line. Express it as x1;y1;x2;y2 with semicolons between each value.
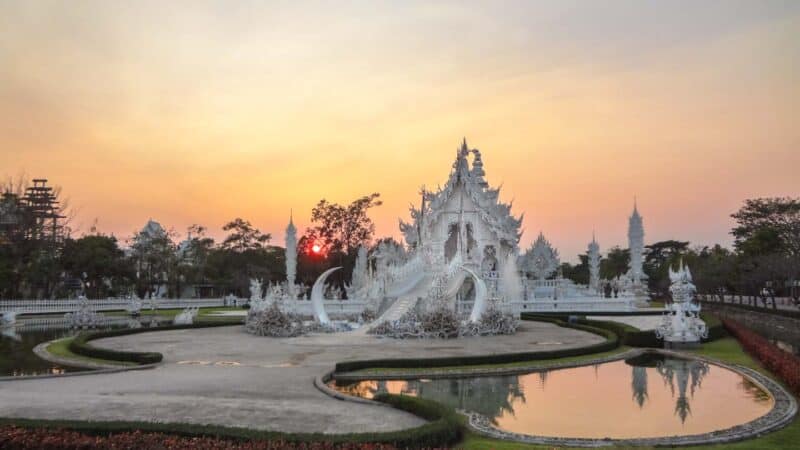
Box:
560;197;800;305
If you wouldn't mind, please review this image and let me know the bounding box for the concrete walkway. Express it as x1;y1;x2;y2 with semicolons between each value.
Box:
0;321;603;434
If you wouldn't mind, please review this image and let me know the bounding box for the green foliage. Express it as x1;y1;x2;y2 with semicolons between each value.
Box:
68;322;243;365
732;197;800;257
600;246;629;279
60;235;132;298
220;218;271;252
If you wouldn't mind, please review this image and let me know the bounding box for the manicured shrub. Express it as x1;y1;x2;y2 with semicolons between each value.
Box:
335;317;619;372
724;319;800;396
69;321;242;365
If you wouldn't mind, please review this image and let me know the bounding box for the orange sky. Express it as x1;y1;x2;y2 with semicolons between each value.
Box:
2;1;798;259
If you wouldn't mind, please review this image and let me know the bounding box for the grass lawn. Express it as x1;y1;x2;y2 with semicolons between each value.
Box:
46;338;136;367
456;337;800;449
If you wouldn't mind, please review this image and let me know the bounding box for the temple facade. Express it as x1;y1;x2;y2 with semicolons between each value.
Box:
399;139;523;278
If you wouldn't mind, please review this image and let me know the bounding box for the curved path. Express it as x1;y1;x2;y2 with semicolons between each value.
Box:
0;321;603;434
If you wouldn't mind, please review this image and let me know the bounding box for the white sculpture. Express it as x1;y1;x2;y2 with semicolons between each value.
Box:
656;260;708;345
173;306;198;325
463;266;489;323
65;295;102;328
521;232;560;280
285;213;298;299
126;296;142;315
588;234;600;293
311;267;340;325
249;278;267;312
345;246;369;300
1;310;17;327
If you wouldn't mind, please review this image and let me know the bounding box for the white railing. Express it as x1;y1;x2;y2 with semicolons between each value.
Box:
283;300;368;316
0;298;228;315
511;299;635;313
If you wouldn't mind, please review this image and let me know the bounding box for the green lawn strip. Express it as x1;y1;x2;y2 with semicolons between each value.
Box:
45;337;136;367
342;346;632;377
456;337;800;449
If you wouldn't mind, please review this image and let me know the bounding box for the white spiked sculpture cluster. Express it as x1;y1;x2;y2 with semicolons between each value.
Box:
65;295;102;329
248;278;266;312
656;260;708;345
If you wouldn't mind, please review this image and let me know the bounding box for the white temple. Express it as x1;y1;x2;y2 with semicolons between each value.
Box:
274;139;642;330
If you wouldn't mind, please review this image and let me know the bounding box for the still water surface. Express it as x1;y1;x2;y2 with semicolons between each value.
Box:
331;354;773;439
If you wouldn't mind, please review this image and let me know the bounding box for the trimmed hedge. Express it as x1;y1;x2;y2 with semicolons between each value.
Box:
69;320;242;365
724;319;800;396
0;394;461;449
335;317;619;372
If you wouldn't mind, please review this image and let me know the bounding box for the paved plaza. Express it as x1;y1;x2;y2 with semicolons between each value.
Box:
0;322;603;434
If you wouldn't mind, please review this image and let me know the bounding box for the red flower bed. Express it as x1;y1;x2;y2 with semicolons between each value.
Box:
0;427;405;450
723;318;800;396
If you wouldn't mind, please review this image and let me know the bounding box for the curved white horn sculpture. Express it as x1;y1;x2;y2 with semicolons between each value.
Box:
462;266;489;323
310;267;341;325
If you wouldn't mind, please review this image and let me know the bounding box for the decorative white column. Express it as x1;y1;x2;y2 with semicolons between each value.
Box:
627;200;646;290
285;212;297;298
588;233;600;293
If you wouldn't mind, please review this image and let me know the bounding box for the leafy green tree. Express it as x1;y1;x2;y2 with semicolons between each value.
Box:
600;246;629;279
220;218;271;252
60;234;132;298
644;240;690;297
732;197;800;256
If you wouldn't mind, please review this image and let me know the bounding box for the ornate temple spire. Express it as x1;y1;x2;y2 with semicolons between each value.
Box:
285;212;298;295
588;232;600;292
628;200;645;287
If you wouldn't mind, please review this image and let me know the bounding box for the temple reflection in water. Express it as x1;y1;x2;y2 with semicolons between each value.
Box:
332;354;773;439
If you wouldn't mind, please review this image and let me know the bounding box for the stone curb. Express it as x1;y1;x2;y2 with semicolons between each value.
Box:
0;340;158;382
465;350;798;447
313;370;396;408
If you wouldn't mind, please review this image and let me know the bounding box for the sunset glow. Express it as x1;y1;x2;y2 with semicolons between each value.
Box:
2;1;798;258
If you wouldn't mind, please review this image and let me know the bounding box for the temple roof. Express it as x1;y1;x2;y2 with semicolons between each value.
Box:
400;139;523;248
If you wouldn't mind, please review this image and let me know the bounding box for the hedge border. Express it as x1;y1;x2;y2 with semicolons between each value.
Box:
0;393;462;449
334;316;619;373
68;320;243;365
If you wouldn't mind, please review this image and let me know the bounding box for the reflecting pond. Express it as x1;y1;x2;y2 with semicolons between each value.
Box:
0;316;165;377
330;354;774;439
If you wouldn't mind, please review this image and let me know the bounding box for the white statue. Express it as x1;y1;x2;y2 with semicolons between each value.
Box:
174;306;198;325
1;311;17;327
248;278;267;312
521;232;560;280
310;267;340;325
656;260;707;345
65;295;101;328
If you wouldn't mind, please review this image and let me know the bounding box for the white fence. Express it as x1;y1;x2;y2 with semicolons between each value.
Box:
285;300;368;316
0;298;227;315
511;299;635;313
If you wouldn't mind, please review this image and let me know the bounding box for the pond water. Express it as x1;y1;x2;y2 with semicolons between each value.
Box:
330;354;774;439
0;316;166;377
